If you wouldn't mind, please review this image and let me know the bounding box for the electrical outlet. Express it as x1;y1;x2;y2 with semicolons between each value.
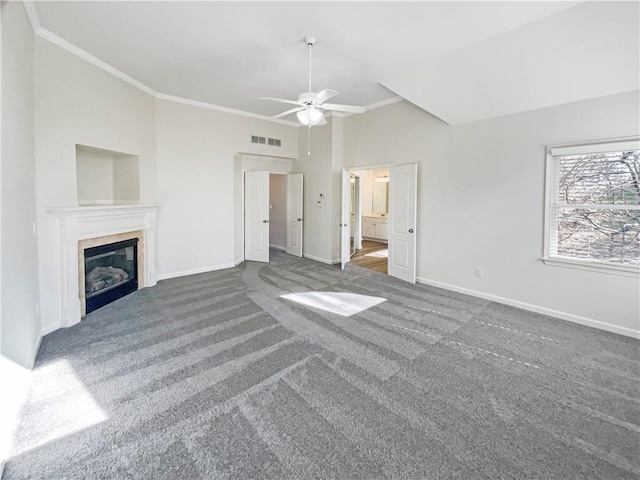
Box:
475;267;483;278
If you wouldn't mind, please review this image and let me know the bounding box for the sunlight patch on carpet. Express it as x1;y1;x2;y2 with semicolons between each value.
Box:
280;292;386;317
10;359;108;456
365;249;388;258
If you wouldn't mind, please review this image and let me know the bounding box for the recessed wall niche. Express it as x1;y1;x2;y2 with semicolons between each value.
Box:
76;144;140;205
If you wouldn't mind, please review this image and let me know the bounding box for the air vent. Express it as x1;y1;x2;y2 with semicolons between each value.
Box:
252;136;281;147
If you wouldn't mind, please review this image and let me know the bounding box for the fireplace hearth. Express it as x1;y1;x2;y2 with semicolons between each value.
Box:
84;238;138;314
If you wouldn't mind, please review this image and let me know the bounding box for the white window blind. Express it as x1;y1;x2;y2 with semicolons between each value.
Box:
546;139;640;269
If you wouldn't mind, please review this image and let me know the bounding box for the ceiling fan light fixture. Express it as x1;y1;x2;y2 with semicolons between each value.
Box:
296;106;324;126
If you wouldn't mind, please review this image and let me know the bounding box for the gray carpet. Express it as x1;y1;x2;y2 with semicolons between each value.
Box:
4;250;640;479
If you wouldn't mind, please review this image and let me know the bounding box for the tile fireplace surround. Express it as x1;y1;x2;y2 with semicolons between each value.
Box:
48;204;159;328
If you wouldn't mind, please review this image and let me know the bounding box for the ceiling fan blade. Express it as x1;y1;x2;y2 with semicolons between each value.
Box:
272;106;305;119
319;103;366;114
260;97;302;107
314;89;339;104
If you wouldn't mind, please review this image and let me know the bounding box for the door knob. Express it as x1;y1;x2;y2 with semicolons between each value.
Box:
408;228;414;233
263;220;269;223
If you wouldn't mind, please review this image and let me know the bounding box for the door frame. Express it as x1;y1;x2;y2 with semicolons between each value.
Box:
351;174;362;254
238;156;303;263
340;162;417;280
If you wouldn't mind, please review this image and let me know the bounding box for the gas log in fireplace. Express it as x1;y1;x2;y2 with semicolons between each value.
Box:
84;238;138;314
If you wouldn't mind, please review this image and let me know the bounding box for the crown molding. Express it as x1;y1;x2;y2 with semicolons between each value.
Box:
22;2;299;127
155;93;298;127
36;28;158;96
34;25;297;126
21;1;395;129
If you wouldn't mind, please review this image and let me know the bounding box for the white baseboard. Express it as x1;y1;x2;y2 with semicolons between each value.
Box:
303;253;336;265
234;258;244;266
269;244;286;252
157;263;237;281
30;334;43;369
41;323;58;337
416;276;640;339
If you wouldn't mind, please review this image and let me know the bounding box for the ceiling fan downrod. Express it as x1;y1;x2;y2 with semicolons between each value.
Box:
304;36;316;94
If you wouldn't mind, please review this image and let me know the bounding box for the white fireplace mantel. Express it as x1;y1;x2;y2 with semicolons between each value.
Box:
48;204;160;328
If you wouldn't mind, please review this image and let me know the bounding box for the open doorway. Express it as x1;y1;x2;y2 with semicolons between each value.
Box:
341;164;417;283
269;174;287;252
349;168;389;274
244;171;303;262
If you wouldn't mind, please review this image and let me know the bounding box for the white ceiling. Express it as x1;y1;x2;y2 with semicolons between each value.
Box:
30;1;638;125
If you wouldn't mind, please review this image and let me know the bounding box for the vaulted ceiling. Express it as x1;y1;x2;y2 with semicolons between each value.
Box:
29;1;639;125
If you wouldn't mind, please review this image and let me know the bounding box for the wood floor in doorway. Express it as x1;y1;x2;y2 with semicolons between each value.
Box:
350;240;388;274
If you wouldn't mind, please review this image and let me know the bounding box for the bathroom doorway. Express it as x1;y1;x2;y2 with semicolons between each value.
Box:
341;164;417;283
349;168;389;274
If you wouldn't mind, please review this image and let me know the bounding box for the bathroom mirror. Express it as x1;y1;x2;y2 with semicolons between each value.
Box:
372;170;389;214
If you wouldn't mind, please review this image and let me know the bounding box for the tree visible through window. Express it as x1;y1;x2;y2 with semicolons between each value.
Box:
547;140;640;268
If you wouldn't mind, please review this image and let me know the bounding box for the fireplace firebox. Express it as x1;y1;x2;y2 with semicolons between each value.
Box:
84;238;138;314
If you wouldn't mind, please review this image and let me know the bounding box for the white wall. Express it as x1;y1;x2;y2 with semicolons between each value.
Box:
155;99;298;278
34;37;157;333
269;174;286;250
1;1;40;367
343;92;640;336
113;153;140;202
298;121;336;263
76;147;114;204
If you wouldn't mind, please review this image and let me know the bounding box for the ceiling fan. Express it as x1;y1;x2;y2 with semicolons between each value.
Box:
261;36;366;128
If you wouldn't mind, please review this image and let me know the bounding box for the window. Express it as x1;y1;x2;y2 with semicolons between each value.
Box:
544;138;640;275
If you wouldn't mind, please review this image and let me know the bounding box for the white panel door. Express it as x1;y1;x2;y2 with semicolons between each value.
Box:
388;164;417;283
340;169;351;269
286;173;303;258
244;171;270;262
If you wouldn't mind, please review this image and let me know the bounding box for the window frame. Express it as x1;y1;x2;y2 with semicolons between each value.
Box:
542;136;640;277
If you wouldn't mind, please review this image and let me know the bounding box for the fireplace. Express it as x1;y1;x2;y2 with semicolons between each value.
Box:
84;238;139;314
47;204;158;330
